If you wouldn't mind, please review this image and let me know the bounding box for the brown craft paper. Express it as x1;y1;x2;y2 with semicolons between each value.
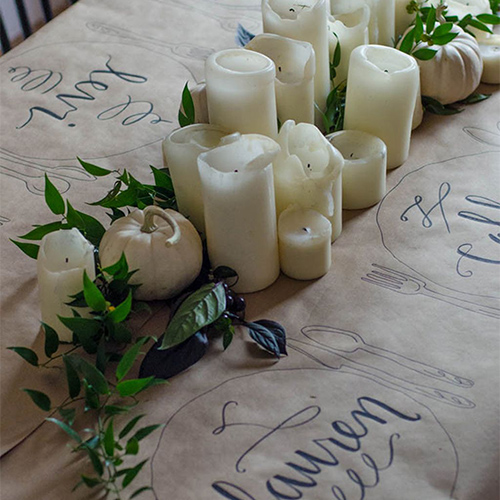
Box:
0;0;499;499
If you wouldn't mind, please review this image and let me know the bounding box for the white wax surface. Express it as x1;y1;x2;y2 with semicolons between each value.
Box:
162;124;229;234
327;130;386;209
205;49;278;139
37;228;96;342
273;120;344;242
198;134;280;293
278;206;332;280
262;0;331;122
328;6;370;85
479;35;500;84
344;45;419;169
246;33;315;125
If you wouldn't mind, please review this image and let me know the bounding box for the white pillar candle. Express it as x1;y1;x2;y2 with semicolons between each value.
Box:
246;34;315;125
37;228;96;342
394;0;414;40
328;5;370;85
412;79;424;130
205;49;278;139
262;0;331;120
479;35;500;84
162;124;230;234
198;134;280;293
273;120;344;242
327;130;386;209
278;205;332;280
344;45;419;169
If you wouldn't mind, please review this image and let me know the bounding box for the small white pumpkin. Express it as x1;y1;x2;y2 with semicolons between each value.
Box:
99;206;203;301
415;25;483;105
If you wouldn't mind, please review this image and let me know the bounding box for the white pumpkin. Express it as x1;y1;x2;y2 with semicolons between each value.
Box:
99;206;203;301
415;25;483;105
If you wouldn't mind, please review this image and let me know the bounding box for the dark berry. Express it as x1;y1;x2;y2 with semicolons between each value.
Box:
233;296;246;313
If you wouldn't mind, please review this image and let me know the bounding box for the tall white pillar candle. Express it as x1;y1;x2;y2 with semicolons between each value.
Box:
479;35;500;84
198;134;280;293
344;45;419;169
205;49;278;139
278;206;332;280
327;130;386;209
246;34;315;125
37;228;96;342
162;124;229;234
328;5;370;85
262;0;331;120
273;120;344;241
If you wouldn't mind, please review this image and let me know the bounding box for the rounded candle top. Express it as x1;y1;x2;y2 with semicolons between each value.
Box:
329;4;369;29
353;44;419;75
279;205;332;244
326;130;387;163
266;0;321;20
206;49;276;84
165;124;229;150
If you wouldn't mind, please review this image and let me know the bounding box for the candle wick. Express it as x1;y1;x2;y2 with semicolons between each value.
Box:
278;66;282;72
234;169;238;173
384;69;388;73
289;8;295;12
302;227;311;234
65;258;69;263
350;153;354;158
307;163;311;169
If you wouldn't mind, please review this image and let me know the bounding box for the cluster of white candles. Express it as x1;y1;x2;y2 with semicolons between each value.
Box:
37;0;497;334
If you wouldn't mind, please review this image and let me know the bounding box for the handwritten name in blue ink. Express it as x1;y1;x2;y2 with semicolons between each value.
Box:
212;396;421;499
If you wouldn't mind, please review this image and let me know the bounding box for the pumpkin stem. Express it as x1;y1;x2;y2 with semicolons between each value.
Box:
141;206;181;247
436;3;448;24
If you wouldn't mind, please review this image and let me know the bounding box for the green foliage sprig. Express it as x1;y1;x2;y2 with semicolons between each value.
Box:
8;254;164;499
316;81;347;135
178;82;196;127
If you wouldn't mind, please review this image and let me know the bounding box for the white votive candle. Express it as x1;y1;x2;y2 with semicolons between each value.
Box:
327;130;386;209
344;45;419;169
205;49;278;139
37;229;96;342
278;206;332;280
274;120;344;241
162;124;229;234
479;35;500;84
262;0;331;121
328;5;370;85
246;33;315;125
198;134;280;293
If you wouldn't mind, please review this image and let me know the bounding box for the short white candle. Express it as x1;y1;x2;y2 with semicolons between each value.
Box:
344;45;419;169
246;33;315;125
198;133;280;293
328;5;370;86
273;120;344;242
327;130;387;209
205;49;278;139
479;35;500;84
278;205;332;280
37;229;96;342
162;124;229;234
262;0;331;122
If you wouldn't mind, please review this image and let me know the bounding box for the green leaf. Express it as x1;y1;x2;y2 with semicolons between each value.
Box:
104;404;136;416
133;424;163;442
83;271;106;312
18;221;64;241
108;290;133;323
69;355;110;395
80;475;101;488
178;82;195;127
65;201;85;229
116;377;154;397
42;323;59;358
412;48;438;60
112;323;133;344
476;13;500;24
432;22;453;37
422;96;463;115
116;337;148;381
460;92;491;104
23;389;51;411
414;14;424;41
47;417;82;443
399;27;415;53
150;166;174;192
59;407;76;426
426;5;436;33
58;316;101;338
130;486;153;499
63;355;81;399
122;460;148;488
161;282;226;350
86;447;104;476
432;32;459;45
102;252;129;280
119;414;146;439
44;174;65;215
7;346;39;366
75;211;105;247
77;157;114;177
83;380;100;410
465;18;492;33
103;419;115;457
10;239;39;259
126;437;139;455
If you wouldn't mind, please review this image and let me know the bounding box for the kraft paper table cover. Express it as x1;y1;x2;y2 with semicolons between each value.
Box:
0;0;499;499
